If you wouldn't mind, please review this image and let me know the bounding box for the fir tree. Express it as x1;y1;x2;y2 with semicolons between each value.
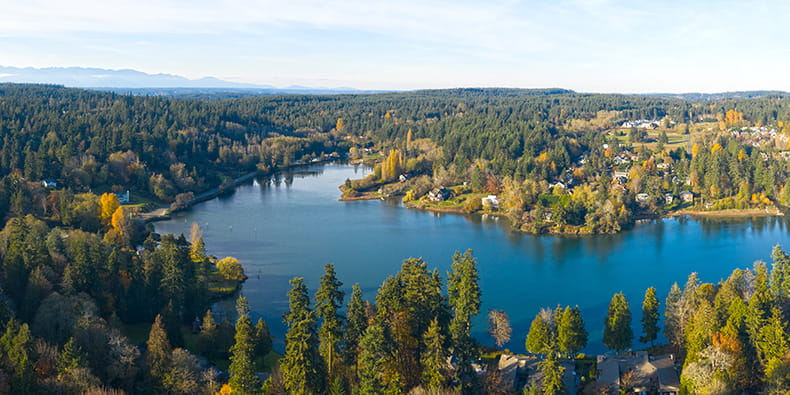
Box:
538;336;565;395
315;263;344;377
420;317;447;390
525;311;553;355
344;283;367;367
640;287;660;345
229;296;261;394
557;306;587;357
357;321;387;395
282;278;323;394
56;337;86;374
447;249;481;392
603;292;633;352
7;322;35;394
146;314;172;384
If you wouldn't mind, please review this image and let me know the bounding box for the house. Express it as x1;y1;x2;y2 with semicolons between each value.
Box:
481;195;500;209
498;354;532;392
426;188;451;202
664;193;674;205
41;179;57;188
679;191;693;203
549;182;566;190
596;352;680;395
635;193;650;203
613;170;630;179
114;190;131;204
398;174;409;182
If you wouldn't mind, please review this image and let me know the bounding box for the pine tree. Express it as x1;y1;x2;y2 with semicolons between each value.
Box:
254;318;273;359
664;282;683;347
146;314;172;385
525;312;552;355
557;306;587;357
315;263;344;377
603;292;633;352
344;283;367;367
421;317;447;390
282;278;323;395
447;250;481;393
7;323;34;394
197;309;217;358
56;337;86;374
640;287;660;345
229;296;261;394
538;336;565;395
357;321;387;395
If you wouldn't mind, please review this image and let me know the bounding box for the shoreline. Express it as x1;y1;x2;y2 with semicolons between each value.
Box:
139;158;344;223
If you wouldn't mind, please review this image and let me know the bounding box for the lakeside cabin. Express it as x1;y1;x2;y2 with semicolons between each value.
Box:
679;190;693;203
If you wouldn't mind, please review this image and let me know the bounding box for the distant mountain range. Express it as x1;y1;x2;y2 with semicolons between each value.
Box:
0;66;372;94
1;66;787;99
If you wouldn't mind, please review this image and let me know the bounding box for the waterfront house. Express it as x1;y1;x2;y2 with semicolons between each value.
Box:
481;195;500;209
636;193;650;203
427;188;451;202
679;191;693;203
664;193;674;204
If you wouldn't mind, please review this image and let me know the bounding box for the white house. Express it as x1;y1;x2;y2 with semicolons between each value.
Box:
481;195;500;209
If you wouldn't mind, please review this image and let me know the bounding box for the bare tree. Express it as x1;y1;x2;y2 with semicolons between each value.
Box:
487;309;512;348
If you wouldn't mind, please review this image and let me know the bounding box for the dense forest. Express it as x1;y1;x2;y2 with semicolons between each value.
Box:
1;84;790;393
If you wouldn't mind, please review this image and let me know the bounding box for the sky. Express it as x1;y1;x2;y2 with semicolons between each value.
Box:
0;0;788;92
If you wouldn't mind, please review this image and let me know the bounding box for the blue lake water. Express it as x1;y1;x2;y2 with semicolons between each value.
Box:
154;164;790;354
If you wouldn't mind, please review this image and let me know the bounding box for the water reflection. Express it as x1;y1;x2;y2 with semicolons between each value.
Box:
155;164;790;354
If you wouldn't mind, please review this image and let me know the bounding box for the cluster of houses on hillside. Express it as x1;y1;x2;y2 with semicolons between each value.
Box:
621;120;662;129
729;126;785;148
496;351;680;395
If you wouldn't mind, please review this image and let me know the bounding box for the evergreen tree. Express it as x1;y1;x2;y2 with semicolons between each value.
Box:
282;278;323;394
146;314;172;384
447;249;481;393
525;311;553;355
664;282;683;347
603;292;633;352
420;317;447;390
640;287;660;345
343;283;367;367
315;263;344;377
357;321;387;395
197;309;217;358
557;306;587;357
538;336;565;395
7;322;35;393
254;318;273;359
56;336;86;374
229;296;261;394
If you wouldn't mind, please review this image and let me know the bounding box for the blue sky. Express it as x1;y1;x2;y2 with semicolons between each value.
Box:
0;0;788;92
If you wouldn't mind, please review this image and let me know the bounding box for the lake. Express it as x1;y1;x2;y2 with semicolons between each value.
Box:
154;164;790;354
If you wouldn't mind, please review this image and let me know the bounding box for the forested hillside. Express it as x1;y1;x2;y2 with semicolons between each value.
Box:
1;84;790;393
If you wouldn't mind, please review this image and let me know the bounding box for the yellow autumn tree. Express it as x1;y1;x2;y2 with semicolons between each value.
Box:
335;117;345;131
380;149;405;181
111;206;131;234
99;193;120;226
691;143;700;157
